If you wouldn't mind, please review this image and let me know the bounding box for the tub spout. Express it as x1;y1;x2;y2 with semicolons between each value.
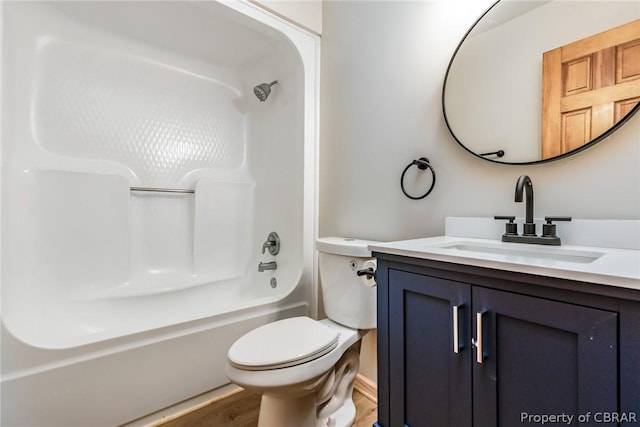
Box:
258;261;277;272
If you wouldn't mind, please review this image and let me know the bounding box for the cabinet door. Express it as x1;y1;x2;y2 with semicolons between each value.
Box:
472;287;618;427
388;269;472;427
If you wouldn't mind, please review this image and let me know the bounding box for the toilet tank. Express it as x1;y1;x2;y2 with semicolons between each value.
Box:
316;237;379;329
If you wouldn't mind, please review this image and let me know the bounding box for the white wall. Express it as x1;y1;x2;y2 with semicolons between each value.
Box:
319;0;640;244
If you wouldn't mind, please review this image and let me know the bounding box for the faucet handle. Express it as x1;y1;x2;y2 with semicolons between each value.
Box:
542;216;572;238
261;232;280;255
544;216;572;223
494;216;517;235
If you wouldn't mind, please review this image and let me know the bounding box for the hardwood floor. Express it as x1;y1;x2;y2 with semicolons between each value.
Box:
155;388;377;427
351;389;378;427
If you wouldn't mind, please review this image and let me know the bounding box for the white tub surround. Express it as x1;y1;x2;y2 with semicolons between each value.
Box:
0;1;319;425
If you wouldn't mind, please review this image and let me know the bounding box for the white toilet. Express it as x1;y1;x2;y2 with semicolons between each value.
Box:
226;237;378;427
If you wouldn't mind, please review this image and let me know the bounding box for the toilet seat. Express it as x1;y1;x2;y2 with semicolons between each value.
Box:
228;317;339;371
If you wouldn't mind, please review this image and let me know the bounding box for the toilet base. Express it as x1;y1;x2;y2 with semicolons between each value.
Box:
257;392;357;427
318;398;356;427
258;393;318;427
256;347;359;427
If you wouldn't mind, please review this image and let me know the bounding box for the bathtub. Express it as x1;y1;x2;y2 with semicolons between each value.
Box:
0;1;319;425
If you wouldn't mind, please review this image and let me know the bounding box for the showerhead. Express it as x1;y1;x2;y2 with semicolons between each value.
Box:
253;80;278;102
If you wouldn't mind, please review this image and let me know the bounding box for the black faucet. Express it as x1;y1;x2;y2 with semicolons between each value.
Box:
515;175;536;236
495;175;571;246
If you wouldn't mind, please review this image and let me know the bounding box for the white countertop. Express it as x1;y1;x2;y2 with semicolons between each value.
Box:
369;236;640;291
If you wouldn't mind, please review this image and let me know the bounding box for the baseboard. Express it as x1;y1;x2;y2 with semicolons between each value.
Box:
134;375;376;426
136;385;244;427
354;374;377;404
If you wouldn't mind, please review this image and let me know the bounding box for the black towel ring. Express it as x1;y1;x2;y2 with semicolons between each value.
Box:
400;157;436;200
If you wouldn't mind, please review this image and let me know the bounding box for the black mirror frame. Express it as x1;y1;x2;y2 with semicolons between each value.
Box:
441;0;640;166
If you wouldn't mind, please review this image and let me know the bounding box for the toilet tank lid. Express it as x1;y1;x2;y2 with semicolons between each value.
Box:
316;237;380;257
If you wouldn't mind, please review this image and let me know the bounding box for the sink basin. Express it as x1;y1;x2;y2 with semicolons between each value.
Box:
432;241;604;264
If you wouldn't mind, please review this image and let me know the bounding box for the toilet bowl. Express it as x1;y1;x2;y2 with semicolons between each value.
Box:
225;237;378;427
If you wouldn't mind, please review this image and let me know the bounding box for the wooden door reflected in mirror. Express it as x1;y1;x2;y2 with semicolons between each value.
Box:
542;19;640;159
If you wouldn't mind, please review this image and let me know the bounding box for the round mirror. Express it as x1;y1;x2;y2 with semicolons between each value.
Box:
443;1;640;165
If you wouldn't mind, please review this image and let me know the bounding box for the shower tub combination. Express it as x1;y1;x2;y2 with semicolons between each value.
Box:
0;1;318;425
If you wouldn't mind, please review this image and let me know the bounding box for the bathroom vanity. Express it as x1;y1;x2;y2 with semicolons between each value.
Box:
370;225;640;427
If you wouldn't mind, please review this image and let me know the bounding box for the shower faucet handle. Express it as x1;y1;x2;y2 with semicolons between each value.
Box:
261;232;280;255
262;241;275;253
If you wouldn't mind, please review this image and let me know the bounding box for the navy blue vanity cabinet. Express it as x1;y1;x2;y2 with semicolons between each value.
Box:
375;254;639;427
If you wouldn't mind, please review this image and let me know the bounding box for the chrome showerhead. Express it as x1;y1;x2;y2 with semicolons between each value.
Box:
253;80;278;102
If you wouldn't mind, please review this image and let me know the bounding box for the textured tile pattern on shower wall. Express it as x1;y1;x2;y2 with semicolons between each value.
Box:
33;40;245;187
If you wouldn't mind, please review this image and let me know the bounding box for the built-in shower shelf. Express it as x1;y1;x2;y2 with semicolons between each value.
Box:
130;186;195;194
77;272;243;300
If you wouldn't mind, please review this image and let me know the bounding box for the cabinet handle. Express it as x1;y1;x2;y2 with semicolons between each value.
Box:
476;311;485;364
453;305;461;354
